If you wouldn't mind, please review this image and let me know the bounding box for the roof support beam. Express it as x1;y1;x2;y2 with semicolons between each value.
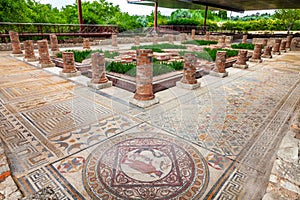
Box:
191;0;244;12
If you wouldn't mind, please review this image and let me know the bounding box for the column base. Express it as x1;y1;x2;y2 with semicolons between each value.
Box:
249;58;262;63
129;97;159;108
280;50;286;53
83;47;91;50
209;71;228;78
232;63;249;69
176;81;200;90
87;81;112;89
38;63;56;68
273;52;281;55
50;51;61;57
262;55;272;59
59;71;81;78
24;57;38;62
10;53;24;57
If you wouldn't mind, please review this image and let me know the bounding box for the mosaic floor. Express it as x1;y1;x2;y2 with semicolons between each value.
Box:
0;52;299;199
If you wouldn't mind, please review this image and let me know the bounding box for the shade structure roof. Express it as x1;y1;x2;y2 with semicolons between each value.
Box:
128;0;300;12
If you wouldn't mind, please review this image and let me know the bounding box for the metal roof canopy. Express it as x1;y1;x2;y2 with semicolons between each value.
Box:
128;0;300;13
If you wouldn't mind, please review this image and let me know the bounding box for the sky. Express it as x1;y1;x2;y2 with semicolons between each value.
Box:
38;0;275;16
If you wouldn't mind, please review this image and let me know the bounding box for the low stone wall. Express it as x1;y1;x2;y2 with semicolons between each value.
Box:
252;38;286;46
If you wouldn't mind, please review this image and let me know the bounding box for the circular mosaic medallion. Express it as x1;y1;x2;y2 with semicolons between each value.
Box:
83;132;209;200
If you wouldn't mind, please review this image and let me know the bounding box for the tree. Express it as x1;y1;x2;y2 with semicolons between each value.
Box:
0;0;31;22
274;9;300;33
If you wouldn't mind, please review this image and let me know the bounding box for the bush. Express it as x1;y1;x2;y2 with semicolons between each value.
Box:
183;40;218;46
167;18;199;26
231;43;255;50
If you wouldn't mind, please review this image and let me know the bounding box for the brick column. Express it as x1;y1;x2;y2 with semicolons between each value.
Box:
191;29;196;40
272;39;282;55
249;43;263;63
262;46;273;58
37;40;55;68
9;31;23;56
153;34;158;45
280;40;287;53
206;32;210;41
83;38;91;50
286;35;293;50
23;40;38;62
129;49;159;108
59;52;81;77
169;34;174;44
210;51;228;77
233;50;248;69
135;36;140;46
262;38;268;46
49;34;60;56
112;34;118;47
87;52;112;89
242;35;248;44
176;53;200;89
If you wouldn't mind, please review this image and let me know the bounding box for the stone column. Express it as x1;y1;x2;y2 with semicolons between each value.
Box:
23;40;38;62
59;52;81;77
225;36;233;45
217;35;226;47
153;34;158;45
262;46;273;58
180;33;186;44
205;32;210;41
112;34;118;47
262;38;268;47
210;51;228;77
135;36;140;46
249;43;263;63
87;52;112;89
286;35;293;50
233;50;248;69
272;39;282;55
9;31;23;56
83;38;91;50
37;40;55;68
176;53;200;89
242;35;248;44
169;34;174;44
49;34;60;56
280;40;287;53
129;49;159;108
191;29;196;40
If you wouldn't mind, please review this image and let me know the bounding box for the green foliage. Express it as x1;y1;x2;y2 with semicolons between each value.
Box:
274;9;300;31
231;43;255;50
106;61;136;76
56;49;118;63
131;43;187;52
183;40;218;46
170;9;192;21
167;18;199;26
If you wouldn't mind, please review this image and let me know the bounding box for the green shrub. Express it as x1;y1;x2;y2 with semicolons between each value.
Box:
167;18;199;26
231;43;255;50
183;40;218;46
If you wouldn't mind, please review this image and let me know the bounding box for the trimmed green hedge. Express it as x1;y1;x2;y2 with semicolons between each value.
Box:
231;43;255;50
182;40;218;46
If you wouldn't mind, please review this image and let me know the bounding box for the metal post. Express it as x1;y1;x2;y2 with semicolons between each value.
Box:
77;0;83;32
154;1;158;32
203;5;208;34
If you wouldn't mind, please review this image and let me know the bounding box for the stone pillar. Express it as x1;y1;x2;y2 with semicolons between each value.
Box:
233;50;248;69
49;34;60;56
210;51;228;77
176;53;200;89
59;52;81;77
83;38;90;50
272;39;282;55
87;52;112;89
135;36;140;46
280;40;287;53
205;32;210;41
37;40;55;68
112;34;118;47
169;34;174;44
286;35;293;50
180;33;186;44
217;35;226;47
153;34;158;45
262;46;273;58
23;40;38;62
191;29;196;40
242;35;248;44
129;49;159;108
225;36;233;45
249;43;263;63
9;31;23;56
262;38;268;47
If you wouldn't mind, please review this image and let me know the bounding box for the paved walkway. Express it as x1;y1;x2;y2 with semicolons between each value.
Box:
0;51;299;199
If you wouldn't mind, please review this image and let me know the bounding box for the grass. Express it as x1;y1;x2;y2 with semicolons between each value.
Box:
56;49;119;63
231;43;255;50
131;43;187;53
106;60;184;77
179;48;238;61
182;40;218;46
